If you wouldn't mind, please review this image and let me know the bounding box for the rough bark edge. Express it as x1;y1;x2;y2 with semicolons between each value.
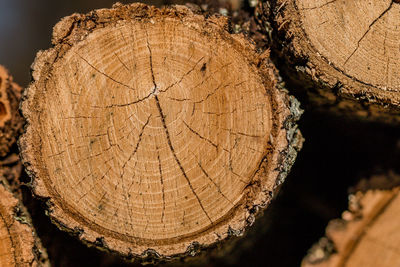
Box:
302;176;400;267
0;66;24;157
18;2;303;261
263;0;400;124
0;176;49;267
0;154;24;204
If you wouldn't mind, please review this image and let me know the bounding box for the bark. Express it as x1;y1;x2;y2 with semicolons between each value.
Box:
303;173;400;267
0;66;24;157
262;0;400;124
19;3;302;261
0;175;49;267
0;65;49;266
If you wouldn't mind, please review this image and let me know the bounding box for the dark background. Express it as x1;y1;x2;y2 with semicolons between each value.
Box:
0;0;170;87
1;0;400;266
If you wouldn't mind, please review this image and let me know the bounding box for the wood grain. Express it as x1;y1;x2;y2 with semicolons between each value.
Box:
20;3;303;259
303;186;400;267
268;0;400;123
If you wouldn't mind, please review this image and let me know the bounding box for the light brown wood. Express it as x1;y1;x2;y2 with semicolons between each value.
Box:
0;66;23;156
269;0;400;123
0;178;49;267
303;187;400;267
19;3;303;259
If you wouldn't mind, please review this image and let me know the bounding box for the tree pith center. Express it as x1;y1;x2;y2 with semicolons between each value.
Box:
33;19;273;241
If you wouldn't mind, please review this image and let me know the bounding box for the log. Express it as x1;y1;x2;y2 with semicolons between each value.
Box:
266;0;400;123
19;3;303;261
0;176;49;266
303;177;400;267
0;66;24;157
0;66;48;266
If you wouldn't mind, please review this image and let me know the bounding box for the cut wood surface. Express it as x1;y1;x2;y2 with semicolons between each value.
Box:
269;0;400;122
0;178;49;267
19;3;303;259
0;66;24;157
303;186;400;267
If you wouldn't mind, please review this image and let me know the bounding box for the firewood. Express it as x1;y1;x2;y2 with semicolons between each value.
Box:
19;3;302;260
0;176;49;266
303;174;400;267
0;66;23;157
266;0;400;123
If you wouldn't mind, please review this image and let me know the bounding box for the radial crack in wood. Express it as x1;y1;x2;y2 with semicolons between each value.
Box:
268;0;400;123
19;3;303;260
303;176;400;267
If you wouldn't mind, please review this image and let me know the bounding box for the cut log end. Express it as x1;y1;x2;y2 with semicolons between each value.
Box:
0;66;23;157
303;175;400;267
19;3;302;259
270;0;400;123
0;179;49;267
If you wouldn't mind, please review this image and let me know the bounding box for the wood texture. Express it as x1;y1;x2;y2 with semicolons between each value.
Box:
19;3;303;260
303;186;400;267
0;178;49;267
0;66;24;157
267;0;400;123
0;66;48;266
